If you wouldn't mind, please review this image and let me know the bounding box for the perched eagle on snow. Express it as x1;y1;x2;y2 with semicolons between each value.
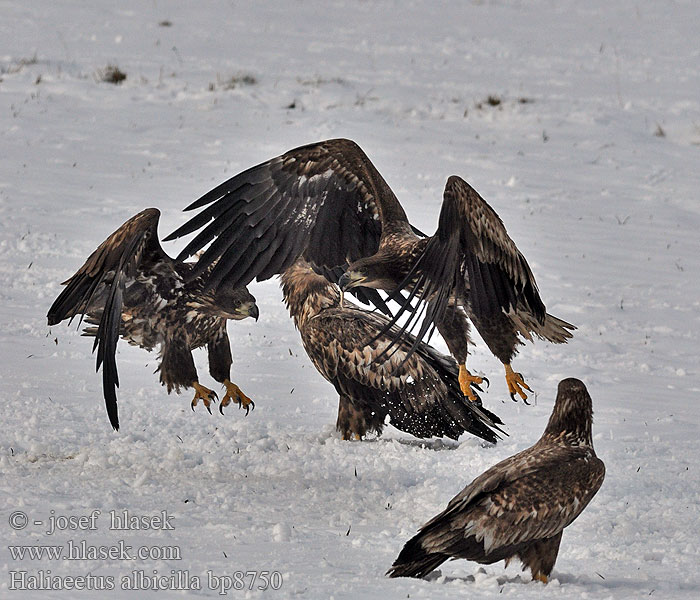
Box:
165;138;574;405
387;378;605;583
280;259;505;443
47;208;258;431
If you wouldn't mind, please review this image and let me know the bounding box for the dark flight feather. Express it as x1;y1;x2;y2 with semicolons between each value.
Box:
165;139;395;294
48;209;165;429
48;209;257;430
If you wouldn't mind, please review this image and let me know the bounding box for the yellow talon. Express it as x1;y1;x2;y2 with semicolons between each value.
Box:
504;364;533;403
533;572;548;584
191;382;218;414
458;364;484;402
220;379;255;416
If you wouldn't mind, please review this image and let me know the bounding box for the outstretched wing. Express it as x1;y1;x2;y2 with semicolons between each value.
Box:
164;139;409;298
304;305;504;442
449;176;545;321
47;208;173;430
388;175;549;352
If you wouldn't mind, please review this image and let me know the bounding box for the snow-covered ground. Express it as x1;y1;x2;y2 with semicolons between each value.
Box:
2;1;699;597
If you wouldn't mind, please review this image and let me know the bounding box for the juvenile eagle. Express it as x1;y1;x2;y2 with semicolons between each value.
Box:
165;138;574;404
47;208;258;430
387;378;605;583
280;259;504;442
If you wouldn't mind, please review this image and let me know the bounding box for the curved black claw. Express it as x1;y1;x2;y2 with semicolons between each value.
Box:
516;372;532;405
510;394;531;406
482;376;490;389
219;402;226;416
192;389;218;414
238;398;255;416
509;392;531;405
207;391;219;415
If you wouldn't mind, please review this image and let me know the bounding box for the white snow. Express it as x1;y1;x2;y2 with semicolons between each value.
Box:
1;1;699;598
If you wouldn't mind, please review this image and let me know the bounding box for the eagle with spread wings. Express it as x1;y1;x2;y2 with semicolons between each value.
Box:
280;259;505;442
47;208;258;430
387;378;605;583
165;138;575;404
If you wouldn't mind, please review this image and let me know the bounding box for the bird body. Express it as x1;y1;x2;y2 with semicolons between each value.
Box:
280;259;504;442
48;208;258;430
388;378;605;582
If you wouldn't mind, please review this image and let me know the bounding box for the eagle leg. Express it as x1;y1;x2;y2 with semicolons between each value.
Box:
219;379;254;416
504;363;532;403
191;382;218;414
532;572;548;584
458;364;486;403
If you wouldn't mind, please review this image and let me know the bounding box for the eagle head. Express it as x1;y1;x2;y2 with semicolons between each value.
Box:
206;284;259;321
338;254;399;292
543;378;595;447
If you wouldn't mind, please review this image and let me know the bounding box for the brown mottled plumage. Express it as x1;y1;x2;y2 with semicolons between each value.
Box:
47;209;258;430
388;378;605;582
165;138;574;403
279;259;505;442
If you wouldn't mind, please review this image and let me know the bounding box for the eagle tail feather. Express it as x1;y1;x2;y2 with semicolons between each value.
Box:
387;534;449;578
540;312;576;343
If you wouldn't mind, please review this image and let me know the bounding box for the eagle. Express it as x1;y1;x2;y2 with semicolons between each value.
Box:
387;378;605;583
280;259;505;442
164;138;574;405
47;208;259;431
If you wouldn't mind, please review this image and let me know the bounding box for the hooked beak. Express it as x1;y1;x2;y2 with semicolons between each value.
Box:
250;303;260;321
238;301;259;321
338;270;366;291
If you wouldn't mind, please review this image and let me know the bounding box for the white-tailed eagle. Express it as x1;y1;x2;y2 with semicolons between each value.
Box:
387;378;605;583
165;139;574;404
47;208;258;430
280;259;505;442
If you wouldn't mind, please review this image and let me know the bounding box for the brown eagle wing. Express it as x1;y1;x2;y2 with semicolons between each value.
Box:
165;139;409;297
388;175;548;353
420;444;605;554
448;176;545;322
47;208;174;430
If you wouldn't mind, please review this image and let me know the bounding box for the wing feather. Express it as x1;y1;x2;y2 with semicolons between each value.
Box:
47;208;174;430
165;139;405;297
304;306;504;442
385;176;548;357
448;176;546;320
413;445;604;565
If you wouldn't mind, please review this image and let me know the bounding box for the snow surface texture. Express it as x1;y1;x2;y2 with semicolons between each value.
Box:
1;1;699;598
